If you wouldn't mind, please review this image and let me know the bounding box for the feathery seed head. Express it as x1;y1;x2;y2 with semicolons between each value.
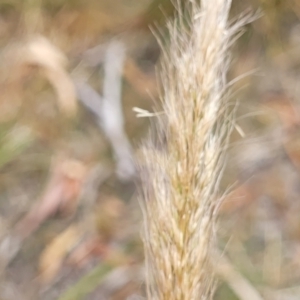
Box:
139;1;251;299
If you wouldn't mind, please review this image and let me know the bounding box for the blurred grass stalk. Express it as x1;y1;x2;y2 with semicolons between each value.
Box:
139;0;250;299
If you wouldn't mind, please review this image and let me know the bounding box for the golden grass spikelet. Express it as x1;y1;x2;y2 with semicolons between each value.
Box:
139;0;252;299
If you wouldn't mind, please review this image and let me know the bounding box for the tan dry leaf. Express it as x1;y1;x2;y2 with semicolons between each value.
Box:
39;225;81;284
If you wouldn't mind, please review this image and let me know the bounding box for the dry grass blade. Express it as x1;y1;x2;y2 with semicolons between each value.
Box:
0;35;77;117
138;0;252;299
214;250;264;300
24;36;77;116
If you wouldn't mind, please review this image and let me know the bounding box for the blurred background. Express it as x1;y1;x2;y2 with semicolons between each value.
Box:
0;0;300;299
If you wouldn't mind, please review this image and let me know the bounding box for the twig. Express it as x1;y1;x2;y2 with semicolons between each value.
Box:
74;80;103;120
101;40;135;181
